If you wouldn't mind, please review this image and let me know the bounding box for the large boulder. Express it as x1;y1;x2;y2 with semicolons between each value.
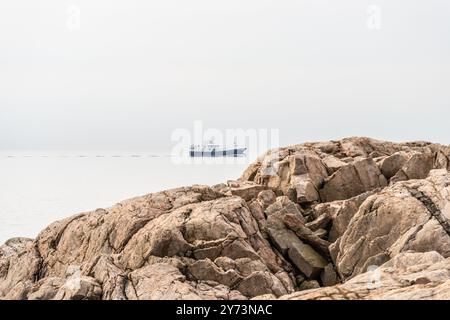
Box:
314;190;377;242
228;181;266;202
334;170;450;280
265;198;328;279
0;238;42;299
0;186;294;300
283;214;331;257
291;175;320;204
319;158;387;202
281;251;450;300
243;137;449;206
289;154;328;188
378;152;408;180
390;153;436;183
322;156;348;174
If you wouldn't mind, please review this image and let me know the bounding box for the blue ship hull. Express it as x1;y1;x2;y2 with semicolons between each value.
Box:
190;148;246;157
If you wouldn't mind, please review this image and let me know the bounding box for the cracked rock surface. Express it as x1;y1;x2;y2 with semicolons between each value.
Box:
1;137;450;300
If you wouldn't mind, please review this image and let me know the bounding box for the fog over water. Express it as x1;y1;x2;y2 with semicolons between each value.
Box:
0;153;250;243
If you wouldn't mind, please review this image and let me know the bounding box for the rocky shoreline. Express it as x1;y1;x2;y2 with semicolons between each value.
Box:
1;137;450;300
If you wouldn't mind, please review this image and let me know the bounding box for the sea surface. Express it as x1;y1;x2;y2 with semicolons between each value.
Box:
0;151;252;244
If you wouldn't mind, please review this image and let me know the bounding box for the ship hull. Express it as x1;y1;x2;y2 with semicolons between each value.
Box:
190;148;246;157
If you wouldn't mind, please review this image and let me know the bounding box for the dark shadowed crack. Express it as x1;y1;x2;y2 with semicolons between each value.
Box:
32;244;45;282
114;218;153;252
407;187;450;239
402;224;426;252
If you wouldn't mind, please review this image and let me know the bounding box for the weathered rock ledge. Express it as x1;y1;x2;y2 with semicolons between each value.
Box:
1;137;450;300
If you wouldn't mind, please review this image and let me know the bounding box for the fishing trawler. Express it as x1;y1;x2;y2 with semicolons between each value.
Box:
190;140;246;157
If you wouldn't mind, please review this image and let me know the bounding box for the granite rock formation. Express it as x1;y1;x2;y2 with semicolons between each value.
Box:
1;137;450;300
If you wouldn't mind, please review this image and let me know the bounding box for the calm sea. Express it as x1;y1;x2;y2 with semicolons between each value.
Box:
0;151;251;244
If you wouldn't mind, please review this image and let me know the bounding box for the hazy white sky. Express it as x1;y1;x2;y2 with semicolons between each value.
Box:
1;0;450;150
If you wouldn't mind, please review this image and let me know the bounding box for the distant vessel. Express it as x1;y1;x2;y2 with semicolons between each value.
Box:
190;140;246;157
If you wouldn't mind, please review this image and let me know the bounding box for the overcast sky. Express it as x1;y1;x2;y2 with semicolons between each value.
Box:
1;0;449;151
